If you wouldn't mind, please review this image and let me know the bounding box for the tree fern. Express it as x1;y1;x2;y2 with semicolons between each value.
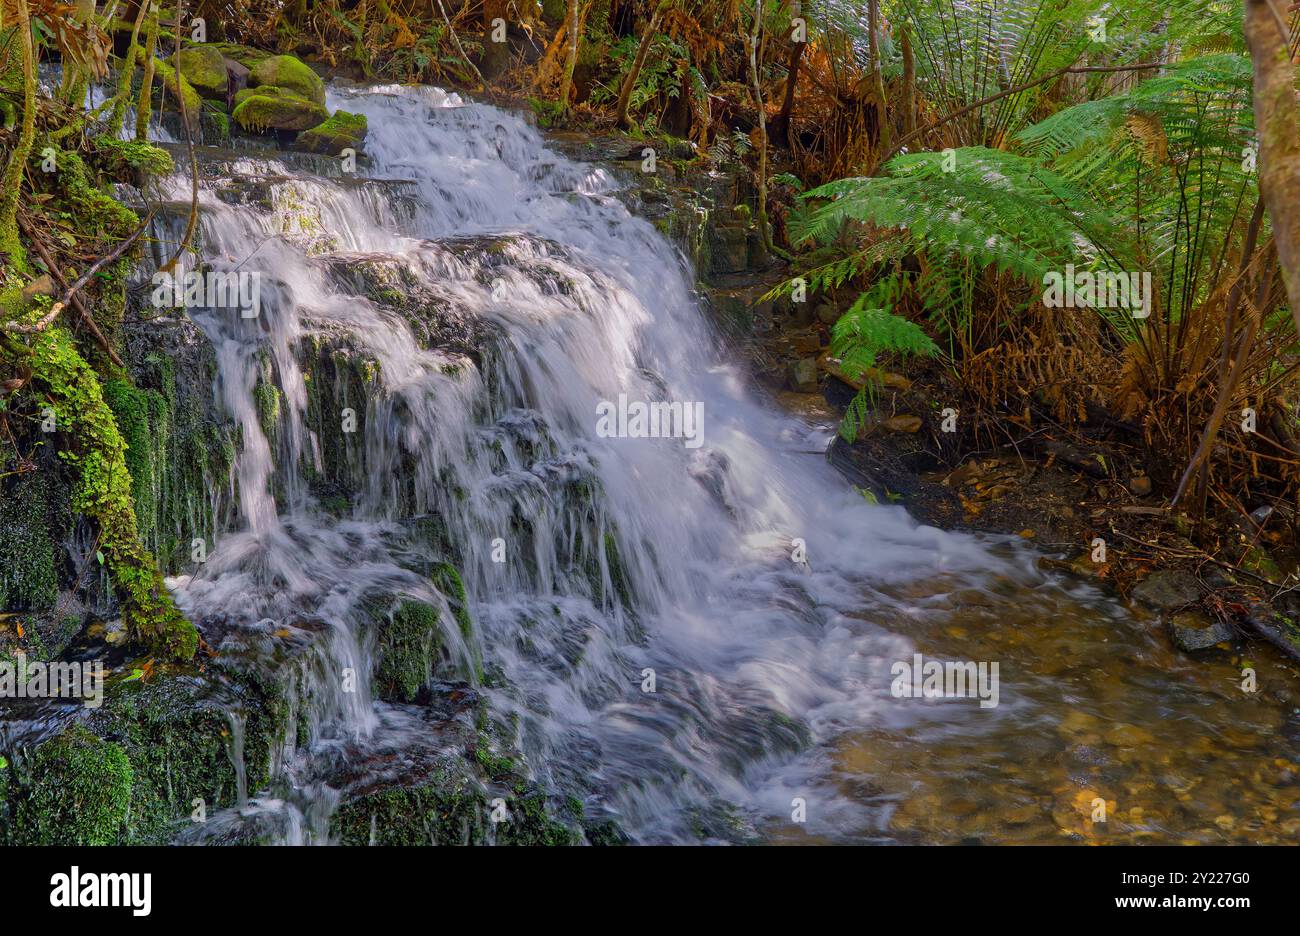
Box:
829;281;938;443
795;147;1128;282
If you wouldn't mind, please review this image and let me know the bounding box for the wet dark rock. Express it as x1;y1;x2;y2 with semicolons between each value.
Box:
1167;611;1234;652
1131;570;1202;612
786;357;819;393
827;436;963;527
709;222;750;274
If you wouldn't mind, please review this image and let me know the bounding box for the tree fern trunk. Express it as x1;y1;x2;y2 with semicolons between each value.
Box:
867;0;889;152
901;23;916;139
1244;0;1300;329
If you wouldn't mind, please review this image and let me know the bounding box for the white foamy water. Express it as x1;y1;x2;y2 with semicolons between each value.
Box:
151;83;1006;843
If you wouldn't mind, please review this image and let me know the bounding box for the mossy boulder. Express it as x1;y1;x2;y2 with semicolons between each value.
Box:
170;44;228;100
233;89;330;134
374;598;442;703
205;41;271;71
332;777;583;846
87;672;279;843
293;110;368;156
7;728;133;845
249;54;325;105
133;45;202;124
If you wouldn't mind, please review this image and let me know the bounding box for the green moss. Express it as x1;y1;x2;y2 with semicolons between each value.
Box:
9;727;133;845
88;675;276;844
233;91;329;133
604;532;631;605
253;380;281;450
25;326;197;659
37;147;139;242
249;54;325;105
0;473;59;612
91;135;175;181
201;103;231;144
233;84;290;110
331;778;581;846
103;378;169;551
496;787;584;846
474;736;517;780
332;773;487;845
293;110;367;156
204;42;271;70
170;44;228;100
133;45;203;121
430;562;472;640
375;598;441;703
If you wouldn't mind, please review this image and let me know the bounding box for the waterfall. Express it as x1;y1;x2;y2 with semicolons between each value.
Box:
149;83;1000;843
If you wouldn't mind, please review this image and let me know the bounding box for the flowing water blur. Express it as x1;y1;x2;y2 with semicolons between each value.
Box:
142;84;1299;844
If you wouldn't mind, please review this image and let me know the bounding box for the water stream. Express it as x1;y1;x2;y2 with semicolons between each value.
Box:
137;84;1299;844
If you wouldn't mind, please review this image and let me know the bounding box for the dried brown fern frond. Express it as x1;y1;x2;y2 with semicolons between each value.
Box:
1125;112;1168;165
1;0;109;78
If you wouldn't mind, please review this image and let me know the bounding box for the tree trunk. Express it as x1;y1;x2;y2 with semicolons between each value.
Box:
109;0;151;137
615;0;670;129
867;0;889;151
770;6;805;148
901;22;916;138
1244;0;1300;330
0;0;35;271
747;0;771;259
558;0;581;110
482;0;511;79
135;2;159;141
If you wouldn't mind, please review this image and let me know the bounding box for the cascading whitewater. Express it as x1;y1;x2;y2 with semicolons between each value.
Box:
146;83;998;843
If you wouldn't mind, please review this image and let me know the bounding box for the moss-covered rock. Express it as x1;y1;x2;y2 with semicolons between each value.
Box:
331;777;583;846
7;727;133;845
87;672;279;844
233;90;329;134
375;598;441;703
90;135;175;183
132;45;202;123
233;84;285;110
25;325;197;659
0;473;59;612
204;41;271;71
170;44;228;100
249;54;325;105
103;378;168;556
119;315;237;575
293;110;367;156
430;563;472;640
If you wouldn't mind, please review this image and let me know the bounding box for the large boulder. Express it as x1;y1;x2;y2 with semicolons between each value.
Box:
293;110;367;156
170;44;228;100
248;54;325;106
232;88;329;134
